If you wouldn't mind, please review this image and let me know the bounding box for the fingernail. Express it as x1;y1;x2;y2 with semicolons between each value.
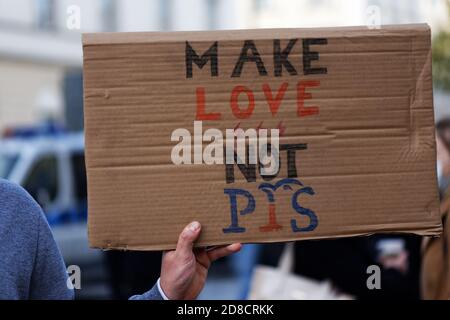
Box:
189;221;200;232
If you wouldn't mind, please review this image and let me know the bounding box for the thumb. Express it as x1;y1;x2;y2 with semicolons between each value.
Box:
175;221;201;259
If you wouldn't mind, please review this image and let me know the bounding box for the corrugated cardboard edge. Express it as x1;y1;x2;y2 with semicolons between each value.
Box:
94;228;443;252
82;24;431;45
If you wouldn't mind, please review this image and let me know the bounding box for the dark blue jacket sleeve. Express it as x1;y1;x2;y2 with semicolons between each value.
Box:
129;283;164;300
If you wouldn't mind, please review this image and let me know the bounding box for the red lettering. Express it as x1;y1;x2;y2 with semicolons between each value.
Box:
230;85;255;119
196;87;221;120
196;81;320;121
297;80;320;117
259;203;283;232
263;82;288;116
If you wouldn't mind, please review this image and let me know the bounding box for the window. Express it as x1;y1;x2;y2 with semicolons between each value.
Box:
71;153;87;202
207;0;219;30
0;153;18;179
24;155;58;208
159;0;172;31
36;0;55;30
101;0;117;32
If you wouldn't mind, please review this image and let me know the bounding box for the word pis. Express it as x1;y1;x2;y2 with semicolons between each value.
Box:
171;121;280;176
223;178;317;234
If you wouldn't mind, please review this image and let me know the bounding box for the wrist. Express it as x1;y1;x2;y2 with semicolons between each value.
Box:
157;278;170;300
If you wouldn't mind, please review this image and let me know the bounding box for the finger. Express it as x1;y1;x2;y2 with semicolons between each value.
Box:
175;221;201;259
194;248;211;269
161;250;172;261
207;243;242;262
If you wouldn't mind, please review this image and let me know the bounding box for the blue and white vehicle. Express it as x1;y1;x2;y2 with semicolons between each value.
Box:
0;124;109;298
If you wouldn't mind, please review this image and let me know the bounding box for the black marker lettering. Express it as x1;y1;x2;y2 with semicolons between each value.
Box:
185;41;218;78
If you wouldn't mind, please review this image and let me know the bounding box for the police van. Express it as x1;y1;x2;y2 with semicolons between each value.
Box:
0;124;108;298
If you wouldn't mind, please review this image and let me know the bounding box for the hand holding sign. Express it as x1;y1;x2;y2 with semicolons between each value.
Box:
160;221;241;300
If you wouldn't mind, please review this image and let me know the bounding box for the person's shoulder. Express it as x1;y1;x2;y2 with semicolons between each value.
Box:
0;178;38;207
0;179;42;221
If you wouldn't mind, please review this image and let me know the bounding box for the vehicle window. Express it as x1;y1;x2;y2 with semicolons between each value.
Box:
0;153;18;179
23;155;58;208
71;152;87;202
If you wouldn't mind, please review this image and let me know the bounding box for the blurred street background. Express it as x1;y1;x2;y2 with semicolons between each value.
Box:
1;0;450;299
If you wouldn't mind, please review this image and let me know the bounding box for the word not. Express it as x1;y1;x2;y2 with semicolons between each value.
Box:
196;81;321;121
223;178;318;234
186;39;328;78
226;143;307;184
171;121;280;176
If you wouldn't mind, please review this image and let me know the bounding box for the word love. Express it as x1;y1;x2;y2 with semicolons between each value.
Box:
224;178;318;234
195;81;321;121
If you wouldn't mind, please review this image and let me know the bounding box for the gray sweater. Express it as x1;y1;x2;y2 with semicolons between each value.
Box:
0;179;161;300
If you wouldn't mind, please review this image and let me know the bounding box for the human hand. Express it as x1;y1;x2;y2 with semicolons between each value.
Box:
160;221;241;300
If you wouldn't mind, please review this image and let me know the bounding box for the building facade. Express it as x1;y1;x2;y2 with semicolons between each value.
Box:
0;0;448;131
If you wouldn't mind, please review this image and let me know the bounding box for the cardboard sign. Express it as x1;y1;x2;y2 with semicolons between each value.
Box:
83;24;442;250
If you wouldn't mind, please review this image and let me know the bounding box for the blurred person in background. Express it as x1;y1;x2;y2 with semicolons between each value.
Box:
0;178;241;300
293;235;422;299
421;118;450;300
436;119;450;196
289;122;429;299
289;120;450;300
